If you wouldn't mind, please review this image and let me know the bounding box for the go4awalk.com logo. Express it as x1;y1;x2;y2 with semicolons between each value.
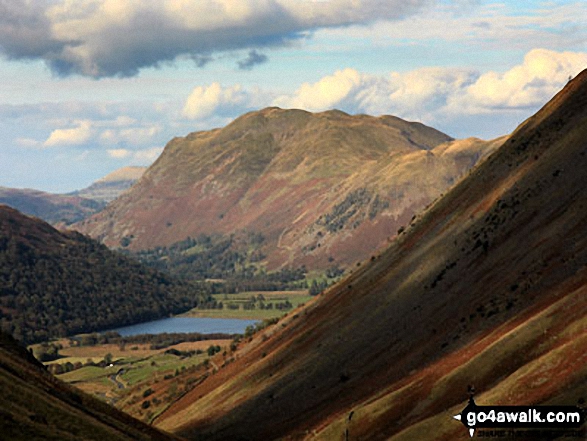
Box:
453;395;585;438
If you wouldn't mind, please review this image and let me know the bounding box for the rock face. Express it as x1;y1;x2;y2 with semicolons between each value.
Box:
73;166;146;203
74;108;501;270
154;73;587;440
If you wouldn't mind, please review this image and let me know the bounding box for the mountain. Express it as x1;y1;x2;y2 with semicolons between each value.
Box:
154;73;587;439
0;205;207;345
0;186;106;226
72;166;147;203
0;331;180;441
74;109;501;272
0;167;145;226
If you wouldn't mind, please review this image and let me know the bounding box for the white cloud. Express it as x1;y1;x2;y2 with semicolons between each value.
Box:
454;49;587;112
107;148;131;159
182;82;250;120
100;125;161;145
318;2;587;53
15;137;41;148
271;48;587;125
133;147;163;163
274;68;362;111
0;0;431;77
107;146;163;164
43;120;93;147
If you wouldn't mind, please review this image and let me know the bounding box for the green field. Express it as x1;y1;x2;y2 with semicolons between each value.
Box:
35;338;232;423
183;290;314;320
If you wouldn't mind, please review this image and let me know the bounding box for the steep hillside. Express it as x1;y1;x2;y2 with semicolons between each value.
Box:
73;166;146;203
155;72;587;439
0;331;181;441
0;187;106;225
74;110;501;271
0;205;207;344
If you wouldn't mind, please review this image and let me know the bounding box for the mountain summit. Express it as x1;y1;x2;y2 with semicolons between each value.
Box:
74;109;500;270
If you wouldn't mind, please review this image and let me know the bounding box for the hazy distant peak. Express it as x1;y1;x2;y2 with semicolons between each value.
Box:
74;166;147;203
95;166;147;183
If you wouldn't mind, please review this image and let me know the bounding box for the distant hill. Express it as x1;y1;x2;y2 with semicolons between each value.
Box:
0;331;179;441
72;166;147;203
74;109;501;273
0;205;207;345
0;167;146;226
0;187;106;226
155;72;587;439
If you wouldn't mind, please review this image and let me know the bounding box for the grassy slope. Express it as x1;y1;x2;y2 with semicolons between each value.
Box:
0;332;181;441
155;72;587;440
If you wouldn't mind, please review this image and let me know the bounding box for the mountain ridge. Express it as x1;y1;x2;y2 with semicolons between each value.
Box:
74;108;502;272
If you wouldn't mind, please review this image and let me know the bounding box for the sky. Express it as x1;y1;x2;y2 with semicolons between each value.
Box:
0;0;585;193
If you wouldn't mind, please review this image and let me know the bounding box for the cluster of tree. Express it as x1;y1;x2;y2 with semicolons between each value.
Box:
72;331;236;350
164;347;203;358
309;279;330;296
33;341;62;362
243;317;280;338
0;209;210;345
129;232;308;292
317;188;373;233
46;352;113;375
368;194;390;220
241;297;293;311
207;345;222;356
195;294;294;312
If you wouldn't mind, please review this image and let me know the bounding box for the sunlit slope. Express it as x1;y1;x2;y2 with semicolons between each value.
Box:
0;332;181;441
156;72;587;440
74;109;500;270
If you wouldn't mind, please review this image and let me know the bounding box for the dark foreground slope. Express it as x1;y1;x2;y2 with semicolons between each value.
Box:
0;331;181;441
0;205;205;344
156;73;587;439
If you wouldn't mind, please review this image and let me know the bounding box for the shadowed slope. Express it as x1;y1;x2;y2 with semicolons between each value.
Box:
155;72;587;439
0;331;182;441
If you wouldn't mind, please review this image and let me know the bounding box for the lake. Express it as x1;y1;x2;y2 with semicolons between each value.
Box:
109;317;258;337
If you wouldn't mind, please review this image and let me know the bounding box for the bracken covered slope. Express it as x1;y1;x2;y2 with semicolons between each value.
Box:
74;109;501;270
155;72;587;440
0;331;181;441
